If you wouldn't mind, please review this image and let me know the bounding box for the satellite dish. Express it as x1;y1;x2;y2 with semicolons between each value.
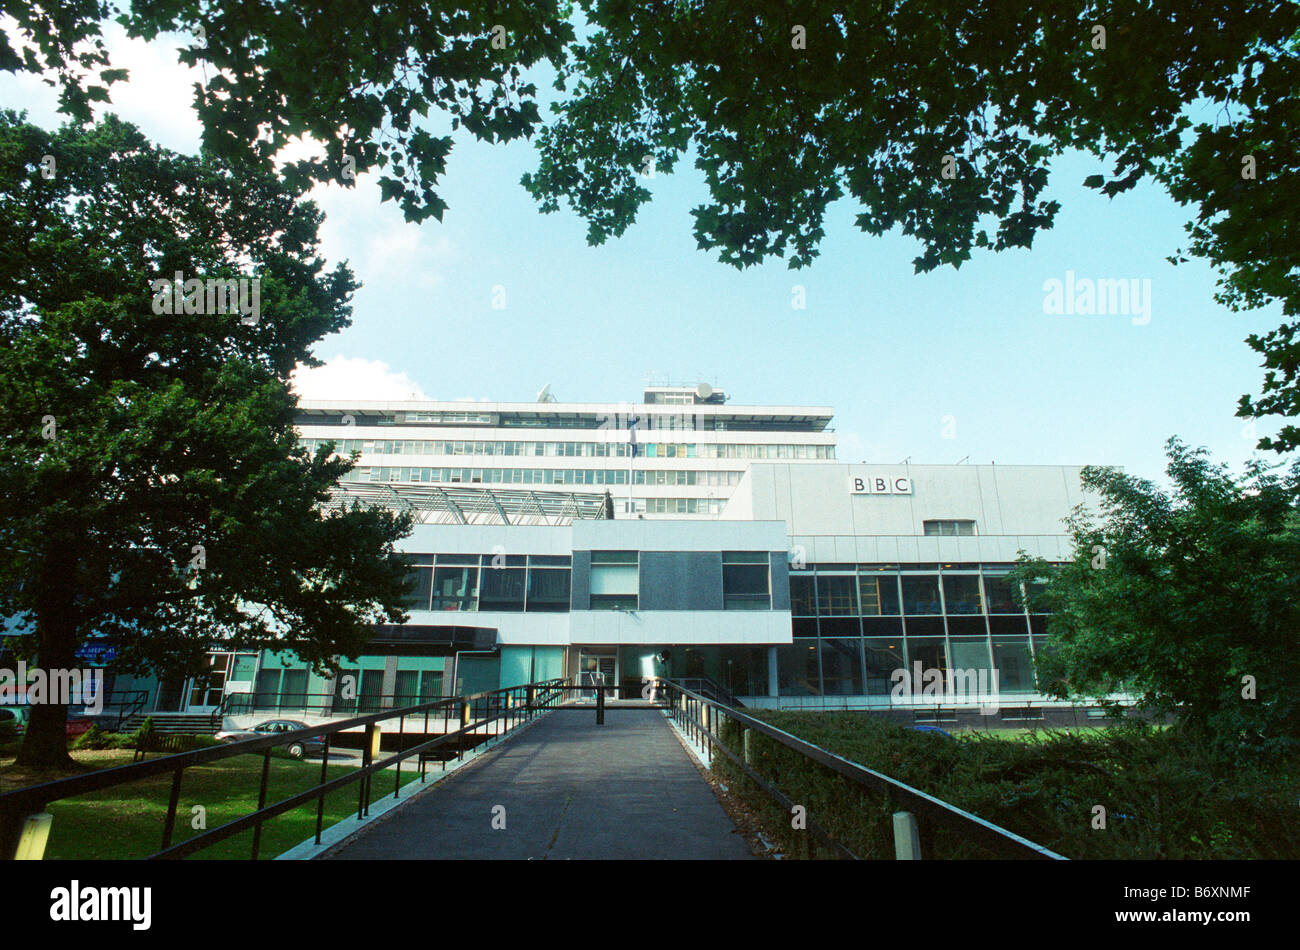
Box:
536;384;556;403
695;382;713;400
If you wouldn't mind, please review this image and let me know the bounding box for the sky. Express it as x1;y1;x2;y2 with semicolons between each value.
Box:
1;20;1290;486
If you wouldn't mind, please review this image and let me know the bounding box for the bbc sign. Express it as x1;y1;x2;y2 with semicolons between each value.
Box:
850;474;913;495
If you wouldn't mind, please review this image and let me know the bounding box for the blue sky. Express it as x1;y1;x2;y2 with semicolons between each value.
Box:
2;23;1288;485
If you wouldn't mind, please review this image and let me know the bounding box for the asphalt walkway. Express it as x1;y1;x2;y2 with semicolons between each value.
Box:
323;709;753;860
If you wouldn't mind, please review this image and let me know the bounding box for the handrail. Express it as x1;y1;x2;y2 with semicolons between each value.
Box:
659;679;1066;861
0;677;568;860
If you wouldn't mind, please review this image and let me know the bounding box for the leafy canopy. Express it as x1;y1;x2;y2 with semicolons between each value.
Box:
4;2;1299;445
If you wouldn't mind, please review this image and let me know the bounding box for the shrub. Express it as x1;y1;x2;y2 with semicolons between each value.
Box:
710;712;1300;860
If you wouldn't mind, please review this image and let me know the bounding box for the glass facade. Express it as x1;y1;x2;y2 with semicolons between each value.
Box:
304;437;834;461
401;554;573;613
785;563;1040;697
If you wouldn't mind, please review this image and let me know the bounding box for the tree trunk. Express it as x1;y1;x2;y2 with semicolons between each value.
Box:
14;694;72;768
13;573;79;769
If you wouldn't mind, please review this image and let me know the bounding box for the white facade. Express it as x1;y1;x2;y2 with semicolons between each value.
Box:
296;384;836;518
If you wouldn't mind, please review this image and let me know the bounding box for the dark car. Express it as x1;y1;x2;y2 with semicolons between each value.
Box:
0;706;29;738
215;719;327;759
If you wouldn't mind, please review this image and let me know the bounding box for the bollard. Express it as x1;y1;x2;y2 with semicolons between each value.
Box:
893;811;922;860
596;685;605;725
13;812;53;860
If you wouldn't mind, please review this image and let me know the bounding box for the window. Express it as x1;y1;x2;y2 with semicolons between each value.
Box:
982;573;1022;613
590;551;638;610
815;574;858;616
923;520;977;537
478;557;526;611
992;639;1036;692
942;574;983;614
526;565;571;611
723;552;770;610
858;574;901;615
401;555;434;611
432;565;478;611
901;575;942;614
789;574;816;615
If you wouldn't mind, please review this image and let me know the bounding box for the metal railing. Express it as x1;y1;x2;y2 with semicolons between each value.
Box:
658;679;1066;861
0;678;566;861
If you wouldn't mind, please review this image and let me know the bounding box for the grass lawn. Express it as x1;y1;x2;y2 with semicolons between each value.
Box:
0;747;431;859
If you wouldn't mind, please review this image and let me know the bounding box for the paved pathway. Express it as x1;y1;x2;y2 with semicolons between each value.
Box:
324;709;753;860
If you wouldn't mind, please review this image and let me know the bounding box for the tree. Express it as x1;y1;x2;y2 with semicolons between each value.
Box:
1009;439;1300;758
522;3;1300;447
0;112;413;767
1;0;575;222
3;3;1298;445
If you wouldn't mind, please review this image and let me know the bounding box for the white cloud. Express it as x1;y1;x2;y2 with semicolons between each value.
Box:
312;176;455;289
291;356;428;401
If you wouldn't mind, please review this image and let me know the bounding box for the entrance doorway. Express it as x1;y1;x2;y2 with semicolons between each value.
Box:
577;649;617;702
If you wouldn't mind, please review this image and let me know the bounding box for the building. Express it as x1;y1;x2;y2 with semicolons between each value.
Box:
52;384;1114;730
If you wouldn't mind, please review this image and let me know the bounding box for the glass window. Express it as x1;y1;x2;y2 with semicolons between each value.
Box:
419;670;444;702
858;574;901;615
280;669;307;709
820;639;864;696
901;575;942;614
432;565;478;611
792;618;818;639
526;568;571;612
792;576;815;615
864;639;905;696
942;574;983;614
992;639;1036;693
402;564;433;611
777;644;821;697
815;574;858;616
479;565;526;611
906;637;947;678
988;614;1031;637
590;552;638;610
723;553;770;610
923;520;977;536
948;637;993;680
229;654;258;683
394;670;420;706
982;573;1022;613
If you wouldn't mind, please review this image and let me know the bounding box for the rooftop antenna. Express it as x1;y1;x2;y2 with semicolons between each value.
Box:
536;384;557;403
900;456;911;464
957;456;969;464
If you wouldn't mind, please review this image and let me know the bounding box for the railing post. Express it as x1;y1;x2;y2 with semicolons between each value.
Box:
161;765;184;851
315;734;330;844
9;812;52;860
459;700;470;761
251;748;272;860
893;811;922;860
742;727;752;766
359;722;378;818
394;714;404;798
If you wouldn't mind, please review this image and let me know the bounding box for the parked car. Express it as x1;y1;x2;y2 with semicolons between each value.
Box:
0;706;30;736
912;724;953;738
215;719;327;759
